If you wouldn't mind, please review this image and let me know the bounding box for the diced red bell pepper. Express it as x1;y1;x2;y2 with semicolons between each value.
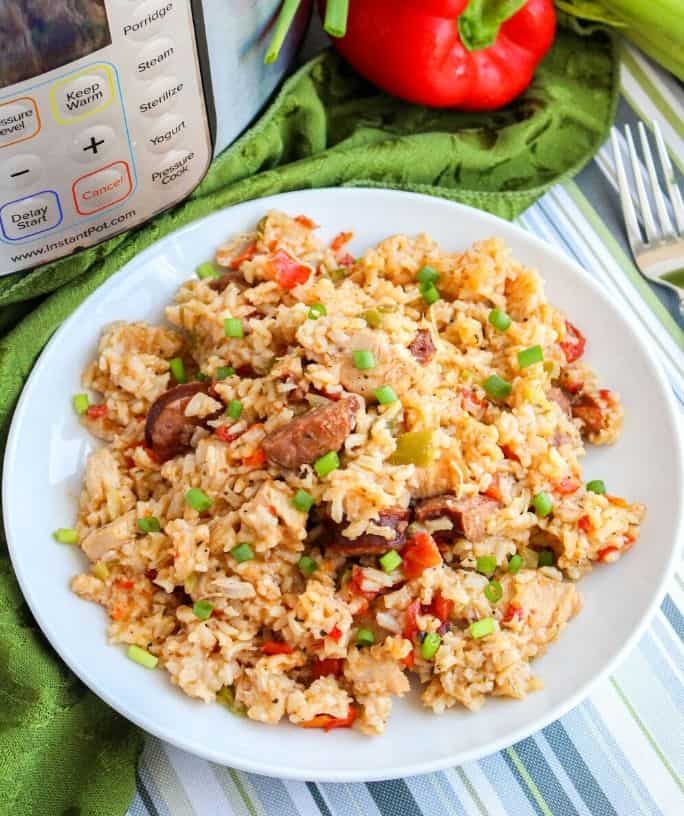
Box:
328;626;343;642
500;444;519;462
484;473;503;502
403;599;421;642
299;705;357;731
578;514;592;533
330;231;353;252
113;579;134;591
243;447;266;468
503;604;524;623
261;641;293;655
560;321;586;363
597;545;619;563
229;241;258;270
556;477;580;495
312;658;344;679
337;252;355;268
215;426;241;444
429;592;454;623
86;404;107;419
402;648;415;669
295;215;317;229
606;494;629;508
402;532;442;580
269;249;311;290
350;565;378;601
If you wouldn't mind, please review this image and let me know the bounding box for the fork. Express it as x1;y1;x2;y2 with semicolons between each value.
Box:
611;120;684;315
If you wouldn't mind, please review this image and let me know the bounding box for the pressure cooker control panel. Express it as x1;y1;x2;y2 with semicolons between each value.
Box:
0;0;212;274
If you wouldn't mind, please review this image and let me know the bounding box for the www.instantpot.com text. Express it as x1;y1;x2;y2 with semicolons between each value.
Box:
9;208;136;264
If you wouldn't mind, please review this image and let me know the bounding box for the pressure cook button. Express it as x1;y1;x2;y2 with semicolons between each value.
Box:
51;67;115;123
0;154;42;190
151;149;195;187
0;97;41;148
147;114;186;153
72;161;133;215
0;191;62;241
72;124;116;164
123;0;174;42
137;38;176;80
138;76;184;117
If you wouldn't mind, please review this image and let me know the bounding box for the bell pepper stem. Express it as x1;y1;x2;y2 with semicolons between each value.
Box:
458;0;528;52
324;0;350;37
264;0;302;64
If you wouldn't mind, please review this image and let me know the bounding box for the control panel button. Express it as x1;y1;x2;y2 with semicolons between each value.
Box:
0;191;62;241
0;154;42;191
50;66;115;124
0;97;41;148
147;114;186;154
139;76;184;118
72;125;116;164
72;161;133;215
151;149;195;187
137;38;176;80
123;1;174;42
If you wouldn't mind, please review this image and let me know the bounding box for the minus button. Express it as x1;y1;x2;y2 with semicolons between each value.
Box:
10;168;30;178
1;154;42;190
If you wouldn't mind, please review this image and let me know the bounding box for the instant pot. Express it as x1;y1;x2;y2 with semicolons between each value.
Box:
0;0;310;274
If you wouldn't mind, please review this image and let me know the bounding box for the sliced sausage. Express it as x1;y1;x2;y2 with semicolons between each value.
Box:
408;329;436;365
208;271;243;292
414;494;498;542
262;396;360;469
145;382;211;462
547;387;572;418
571;392;606;434
327;508;411;556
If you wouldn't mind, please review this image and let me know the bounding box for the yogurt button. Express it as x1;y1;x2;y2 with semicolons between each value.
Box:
146;114;186;154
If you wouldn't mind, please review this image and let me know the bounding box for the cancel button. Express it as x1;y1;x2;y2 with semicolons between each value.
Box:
72;160;133;215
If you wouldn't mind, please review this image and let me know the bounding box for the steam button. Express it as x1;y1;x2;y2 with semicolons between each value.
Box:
137;38;176;80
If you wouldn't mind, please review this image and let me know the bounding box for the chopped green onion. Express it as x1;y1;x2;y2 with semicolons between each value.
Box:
196;372;208;382
328;267;348;282
297;555;318;576
231;542;255;563
308;303;327;320
72;393;89;415
185;487;212;512
532;491;553;518
508;554;522;574
227;399;243;420
420;632;442;660
379;549;402;573
193;600;214;620
417;266;440;286
196;262;220;280
352;349;376;370
373;385;398;405
169;357;187;383
469;617;495;639
92;561;109;581
484;580;503;603
360;309;382;329
216;684;246;715
224;318;244;338
53;527;78;544
292;489;316;512
488;308;512;332
538;549;555;567
127;645;158;669
483;374;512;400
356;628;375;647
216;365;235;380
137;516;161;534
476;555;497;576
586;479;606;495
314;451;340;478
421;284;441;305
517;345;544;369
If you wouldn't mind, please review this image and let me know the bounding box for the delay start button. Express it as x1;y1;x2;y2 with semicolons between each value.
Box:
0;190;62;241
72;160;133;215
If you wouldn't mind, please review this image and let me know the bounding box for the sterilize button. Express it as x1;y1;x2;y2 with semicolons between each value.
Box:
147;114;186;153
0;154;42;191
122;0;174;42
72;124;116;164
0;191;62;241
138;76;184;118
72;161;133;215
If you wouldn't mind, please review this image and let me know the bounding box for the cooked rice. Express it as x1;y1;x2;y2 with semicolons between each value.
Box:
70;210;645;735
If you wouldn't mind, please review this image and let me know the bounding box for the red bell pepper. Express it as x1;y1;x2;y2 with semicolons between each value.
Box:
560;321;586;363
268;249;311;290
261;640;294;655
299;705;357;730
402;532;442;579
321;0;556;109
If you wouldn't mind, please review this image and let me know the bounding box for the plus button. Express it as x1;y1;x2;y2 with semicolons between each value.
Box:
83;136;105;155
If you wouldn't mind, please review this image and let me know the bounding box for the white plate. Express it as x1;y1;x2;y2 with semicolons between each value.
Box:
4;189;683;781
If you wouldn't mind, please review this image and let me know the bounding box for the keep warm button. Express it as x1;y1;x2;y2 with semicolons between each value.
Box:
72;161;133;215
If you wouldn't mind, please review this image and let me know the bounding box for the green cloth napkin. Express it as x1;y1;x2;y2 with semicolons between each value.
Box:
0;26;617;816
